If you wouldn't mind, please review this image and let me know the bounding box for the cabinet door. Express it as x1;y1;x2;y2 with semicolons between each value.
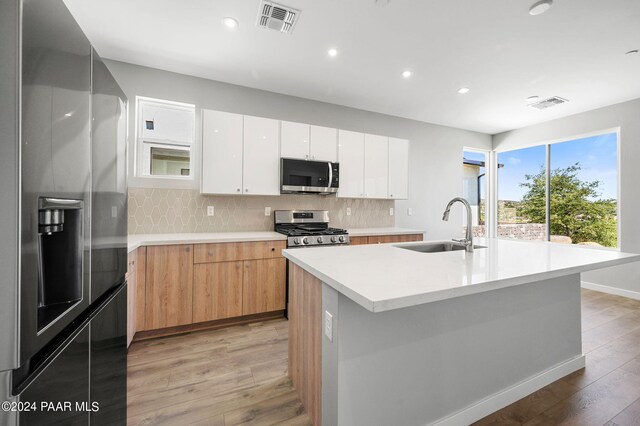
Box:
201;109;243;194
243;115;280;195
193;261;243;322
310;125;337;162
135;247;147;331
243;258;286;315
368;234;423;244
364;134;389;199
126;268;136;347
281;121;310;159
145;245;193;329
337;130;365;198
388;137;409;199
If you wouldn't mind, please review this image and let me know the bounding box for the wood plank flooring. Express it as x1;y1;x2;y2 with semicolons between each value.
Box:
128;289;640;426
127;318;311;426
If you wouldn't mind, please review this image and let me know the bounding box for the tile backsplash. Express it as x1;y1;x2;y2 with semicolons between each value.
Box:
128;188;394;234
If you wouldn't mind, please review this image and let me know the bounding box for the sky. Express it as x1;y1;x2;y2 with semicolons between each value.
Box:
496;132;618;201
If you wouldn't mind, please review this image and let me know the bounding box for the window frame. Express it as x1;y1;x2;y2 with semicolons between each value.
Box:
463;147;493;238
493;128;621;250
135;96;196;180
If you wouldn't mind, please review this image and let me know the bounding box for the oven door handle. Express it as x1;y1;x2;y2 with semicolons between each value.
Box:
327;162;333;191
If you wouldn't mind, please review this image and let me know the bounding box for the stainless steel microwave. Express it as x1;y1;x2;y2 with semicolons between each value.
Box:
280;158;339;194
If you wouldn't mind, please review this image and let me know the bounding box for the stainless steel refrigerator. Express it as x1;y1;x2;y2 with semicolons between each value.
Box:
0;0;128;424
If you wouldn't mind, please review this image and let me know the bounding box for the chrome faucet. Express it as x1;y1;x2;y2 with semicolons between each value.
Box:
442;197;474;252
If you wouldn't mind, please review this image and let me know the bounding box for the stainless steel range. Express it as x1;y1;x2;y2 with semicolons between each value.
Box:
275;210;349;247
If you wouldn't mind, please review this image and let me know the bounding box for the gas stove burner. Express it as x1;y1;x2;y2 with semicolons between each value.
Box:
274;210;349;247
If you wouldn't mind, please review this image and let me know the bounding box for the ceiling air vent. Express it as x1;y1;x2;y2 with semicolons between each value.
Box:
529;96;569;110
257;1;300;34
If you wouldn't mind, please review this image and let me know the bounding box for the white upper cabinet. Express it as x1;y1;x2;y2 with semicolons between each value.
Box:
310;125;337;162
281;122;337;162
243;115;280;195
364;134;389;199
281;121;310;159
201;110;243;194
388;137;409;199
337;130;365;198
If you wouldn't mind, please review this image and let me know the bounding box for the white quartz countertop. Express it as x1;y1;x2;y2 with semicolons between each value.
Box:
128;232;286;252
127;227;423;252
347;227;424;237
282;238;640;313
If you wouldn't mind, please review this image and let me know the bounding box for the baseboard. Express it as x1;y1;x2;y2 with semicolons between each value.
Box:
431;355;586;426
581;281;640;300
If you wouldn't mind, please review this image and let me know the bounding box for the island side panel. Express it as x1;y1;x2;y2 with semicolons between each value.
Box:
334;274;583;426
288;263;322;425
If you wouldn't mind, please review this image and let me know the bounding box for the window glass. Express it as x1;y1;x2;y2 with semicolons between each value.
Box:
549;133;618;247
463;150;487;237
150;146;191;176
497;145;547;241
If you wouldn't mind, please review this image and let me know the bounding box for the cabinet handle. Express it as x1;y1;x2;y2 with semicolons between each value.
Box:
305;155;309;160
390;194;393;197
245;189;249;192
237;188;240;192
271;247;275;251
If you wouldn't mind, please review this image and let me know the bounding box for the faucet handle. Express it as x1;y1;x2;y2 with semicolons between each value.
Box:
452;238;470;245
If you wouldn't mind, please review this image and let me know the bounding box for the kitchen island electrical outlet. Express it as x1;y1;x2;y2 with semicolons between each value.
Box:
324;311;333;342
390;207;394;216
207;206;215;216
346;207;352;216
407;207;413;216
265;207;271;216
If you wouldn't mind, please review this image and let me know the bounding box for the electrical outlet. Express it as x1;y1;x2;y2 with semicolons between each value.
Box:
407;207;413;216
207;206;215;217
111;206;118;218
346;207;352;216
324;311;333;342
390;207;394;216
265;207;271;216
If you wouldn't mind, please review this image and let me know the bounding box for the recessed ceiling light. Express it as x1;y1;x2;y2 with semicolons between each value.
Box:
457;87;470;94
328;48;338;57
626;49;639;56
222;17;239;29
529;0;553;15
401;70;412;78
525;95;540;102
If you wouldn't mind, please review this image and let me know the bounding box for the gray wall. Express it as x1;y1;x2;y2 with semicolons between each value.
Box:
493;98;640;295
103;60;492;238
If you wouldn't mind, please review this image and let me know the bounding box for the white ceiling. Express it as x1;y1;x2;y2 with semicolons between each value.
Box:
64;0;640;134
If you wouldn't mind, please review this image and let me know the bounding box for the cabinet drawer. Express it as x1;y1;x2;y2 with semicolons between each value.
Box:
348;236;369;246
194;241;286;263
367;234;423;244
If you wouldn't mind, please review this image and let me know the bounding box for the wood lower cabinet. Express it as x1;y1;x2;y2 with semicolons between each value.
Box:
126;251;137;347
349;236;369;245
193;261;243;322
243;258;286;315
135;247;147;331
367;234;423;244
145;245;194;329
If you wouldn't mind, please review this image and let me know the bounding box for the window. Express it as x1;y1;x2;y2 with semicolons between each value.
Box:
462;150;489;237
497;145;547;241
136;97;195;178
496;132;618;248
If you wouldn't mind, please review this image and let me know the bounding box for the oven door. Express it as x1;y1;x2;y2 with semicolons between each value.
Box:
281;158;339;194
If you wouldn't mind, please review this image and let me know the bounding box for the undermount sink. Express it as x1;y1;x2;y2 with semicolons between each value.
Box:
396;242;487;253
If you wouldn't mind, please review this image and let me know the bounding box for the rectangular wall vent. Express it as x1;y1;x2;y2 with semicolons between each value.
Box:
529;96;569;110
257;1;300;34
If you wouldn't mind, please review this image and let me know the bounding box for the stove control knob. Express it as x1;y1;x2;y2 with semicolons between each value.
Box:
302;237;309;245
293;238;301;245
330;236;337;243
339;235;345;243
317;236;324;244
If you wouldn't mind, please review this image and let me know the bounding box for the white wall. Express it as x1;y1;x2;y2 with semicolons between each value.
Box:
493;98;640;296
104;60;492;238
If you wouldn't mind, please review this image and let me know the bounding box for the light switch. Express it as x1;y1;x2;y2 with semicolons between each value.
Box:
324;311;333;342
207;206;215;217
390;207;394;216
265;207;271;216
407;207;413;216
346;207;352;216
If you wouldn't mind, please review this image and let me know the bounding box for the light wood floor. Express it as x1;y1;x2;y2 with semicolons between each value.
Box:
128;289;640;426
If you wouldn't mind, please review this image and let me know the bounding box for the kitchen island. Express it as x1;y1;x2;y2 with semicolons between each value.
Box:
282;238;640;426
